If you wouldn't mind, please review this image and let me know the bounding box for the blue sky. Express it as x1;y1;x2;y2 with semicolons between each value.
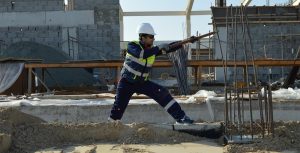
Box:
120;0;290;41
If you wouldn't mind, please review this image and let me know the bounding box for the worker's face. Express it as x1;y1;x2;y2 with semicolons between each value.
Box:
142;35;155;46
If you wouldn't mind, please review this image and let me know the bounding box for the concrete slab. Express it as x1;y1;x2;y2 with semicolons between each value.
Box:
1;98;300;124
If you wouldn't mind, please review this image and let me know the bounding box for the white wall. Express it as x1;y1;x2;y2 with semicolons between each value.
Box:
0;10;94;27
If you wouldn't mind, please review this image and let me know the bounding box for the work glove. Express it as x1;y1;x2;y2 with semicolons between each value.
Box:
157;43;170;54
189;36;197;43
168;41;182;52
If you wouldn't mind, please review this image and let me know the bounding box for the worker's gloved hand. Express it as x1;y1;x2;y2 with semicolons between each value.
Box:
168;41;182;52
157;43;170;53
189;36;197;43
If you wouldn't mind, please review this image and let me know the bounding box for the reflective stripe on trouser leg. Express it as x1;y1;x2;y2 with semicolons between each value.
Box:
110;78;134;120
164;99;185;120
164;99;176;111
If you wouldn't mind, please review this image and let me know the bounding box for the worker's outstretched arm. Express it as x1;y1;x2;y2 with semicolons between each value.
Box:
156;41;183;55
127;42;160;58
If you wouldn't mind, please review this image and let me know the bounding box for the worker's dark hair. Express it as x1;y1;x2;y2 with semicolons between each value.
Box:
139;33;148;41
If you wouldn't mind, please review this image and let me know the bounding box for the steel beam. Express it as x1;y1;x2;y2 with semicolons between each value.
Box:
186;0;194;37
241;0;252;6
123;10;211;16
292;0;300;6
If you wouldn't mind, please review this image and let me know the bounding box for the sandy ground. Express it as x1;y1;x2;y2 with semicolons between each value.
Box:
0;108;221;153
0;108;300;153
35;140;223;153
224;121;300;153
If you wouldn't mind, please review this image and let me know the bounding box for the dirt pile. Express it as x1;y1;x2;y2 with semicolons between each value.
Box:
0;108;200;152
224;121;300;153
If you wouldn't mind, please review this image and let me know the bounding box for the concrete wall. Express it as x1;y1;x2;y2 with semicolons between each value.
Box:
0;0;120;88
214;23;300;83
17;101;300;124
0;0;120;61
213;27;229;81
0;0;64;12
0;10;94;27
0;25;63;51
74;0;120;60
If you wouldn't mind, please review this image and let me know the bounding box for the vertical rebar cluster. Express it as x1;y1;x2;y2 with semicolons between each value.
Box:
213;5;275;142
224;85;274;141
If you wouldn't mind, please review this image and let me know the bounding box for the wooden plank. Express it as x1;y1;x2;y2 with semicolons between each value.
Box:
24;59;300;69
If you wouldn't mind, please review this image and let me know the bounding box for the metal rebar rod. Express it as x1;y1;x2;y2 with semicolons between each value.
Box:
268;85;274;137
241;89;245;124
258;91;265;138
236;89;241;139
244;6;266;138
229;89;232;124
240;5;254;139
248;88;254;139
234;7;242;132
225;3;229;74
234;93;236;123
225;3;229;106
264;86;269;133
243;4;258;87
229;5;238;125
281;32;284;78
214;19;229;136
225;88;229;135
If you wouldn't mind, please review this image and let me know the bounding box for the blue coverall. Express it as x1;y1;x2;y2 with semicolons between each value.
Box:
110;41;186;121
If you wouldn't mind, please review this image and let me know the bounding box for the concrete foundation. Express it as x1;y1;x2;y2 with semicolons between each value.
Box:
10;100;300;124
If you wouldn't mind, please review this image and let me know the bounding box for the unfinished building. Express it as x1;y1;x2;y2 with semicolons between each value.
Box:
212;5;300;83
0;0;120;60
0;0;120;92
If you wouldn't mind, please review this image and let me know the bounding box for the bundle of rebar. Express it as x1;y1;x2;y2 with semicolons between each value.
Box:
168;45;190;95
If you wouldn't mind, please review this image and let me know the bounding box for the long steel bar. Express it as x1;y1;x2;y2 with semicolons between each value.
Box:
240;5;254;139
213;16;229;136
226;6;231;134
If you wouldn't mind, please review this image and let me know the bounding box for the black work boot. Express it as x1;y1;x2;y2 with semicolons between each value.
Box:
176;115;194;125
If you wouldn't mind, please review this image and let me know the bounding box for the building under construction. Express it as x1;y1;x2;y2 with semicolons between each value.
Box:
1;0;300;153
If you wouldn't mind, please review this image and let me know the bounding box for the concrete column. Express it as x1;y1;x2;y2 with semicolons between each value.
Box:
119;5;124;41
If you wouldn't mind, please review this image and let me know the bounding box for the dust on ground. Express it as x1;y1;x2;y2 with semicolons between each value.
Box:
224;121;300;153
1;108;300;153
0;108;201;153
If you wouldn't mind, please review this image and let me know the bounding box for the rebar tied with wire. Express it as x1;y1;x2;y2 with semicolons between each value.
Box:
224;84;274;142
213;5;275;142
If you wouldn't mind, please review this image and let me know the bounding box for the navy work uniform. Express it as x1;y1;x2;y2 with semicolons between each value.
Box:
109;40;189;122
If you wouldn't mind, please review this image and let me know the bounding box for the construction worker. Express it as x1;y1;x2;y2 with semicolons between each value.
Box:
109;23;194;124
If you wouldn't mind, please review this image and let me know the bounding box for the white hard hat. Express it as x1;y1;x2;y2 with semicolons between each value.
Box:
136;23;156;35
